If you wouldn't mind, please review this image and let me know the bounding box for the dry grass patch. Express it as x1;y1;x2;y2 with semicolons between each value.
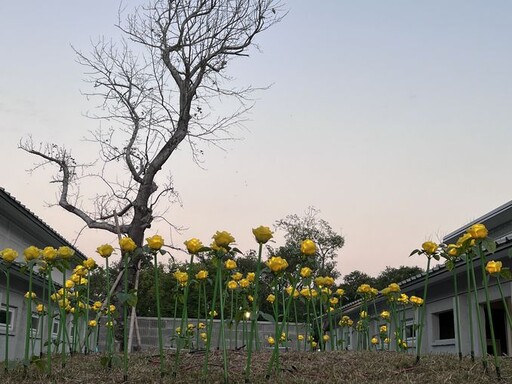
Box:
2;350;511;383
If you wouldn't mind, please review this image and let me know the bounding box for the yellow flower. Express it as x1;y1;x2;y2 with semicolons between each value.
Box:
252;226;273;244
457;233;474;247
105;321;114;327
266;294;276;304
88;320;97;327
36;304;45;313
315;276;334;287
184;238;203;254
42;246;58;262
300;267;312;278
239;278;250;288
83;258;97;270
410;296;424;306
1;248;18;263
311;341;318;348
58;246;75;259
200;332;207;341
146;234;164;250
23;246;41;262
119;237;137;253
421;241;438;255
339;315;352;327
73;265;87;276
398;293;409;305
280;332;286;342
360;311;367;319
468;223;488;239
224;259;237;270
96;244;114;258
246;272;255;282
446;244;461;258
384;337;391;344
267;336;275;346
174;270;189;286
24;291;37;299
379;325;387;334
92;301;102;311
380;311;390;320
109;304;116;313
227;280;238;290
300;239;316;255
322;334;330;342
335;288;345;296
65;280;75;289
266;256;288;273
285;286;299;298
209;310;218;317
198;322;206;329
388;283;401;293
297;334;304;341
232;272;243;281
371;337;379;345
486;260;502;276
357;284;371;294
195;270;208;280
247;295;254;302
212;231;235;248
329;297;339;305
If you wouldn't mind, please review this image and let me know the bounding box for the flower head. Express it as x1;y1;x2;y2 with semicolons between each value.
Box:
266;294;276;304
195;270;208;280
486;260;502;276
371;337;379;345
96;244;114;258
119;237;137;253
42;246;58;262
83;258;97;270
24;291;37;299
88;320;97;327
239;278;250;288
227;280;238;290
380;310;391;320
1;248;18;263
146;234;164;250
468;223;488;239
421;241;438;255
300;239;316;255
212;231;235;248
300;266;312;278
23;246;41;262
252;226;273;244
410;295;424;306
266;256;288;273
267;336;275;346
174;270;189;286
184;238;203;254
232;271;243;281
58;246;75;259
246;272;255;282
224;259;237;270
36;304;45;314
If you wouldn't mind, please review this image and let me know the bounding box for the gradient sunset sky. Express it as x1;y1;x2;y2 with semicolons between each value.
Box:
2;1;512;277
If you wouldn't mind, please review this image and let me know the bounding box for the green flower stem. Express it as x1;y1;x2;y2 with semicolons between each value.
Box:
465;255;475;361
123;253;129;382
267;279;297;377
245;243;263;381
293;300;300;351
415;256;431;363
216;260;229;384
452;267;462;360
46;265;53;375
105;257;112;365
271;278;280;375
61;273;67;368
477;244;500;379
85;270;91;355
305;299;310;350
172;288;178;347
203;256;221;379
496;277;512;331
468;254;488;372
196;282;202;349
235;292;239;349
39;281;46;358
318;291;325;350
230;290;234;350
4;266;11;373
153;253;164;378
24;264;34;373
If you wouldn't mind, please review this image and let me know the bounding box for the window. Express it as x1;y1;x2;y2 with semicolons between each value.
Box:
31;314;40;337
437;310;455;340
0;305;15;332
404;320;416;340
52;318;60;336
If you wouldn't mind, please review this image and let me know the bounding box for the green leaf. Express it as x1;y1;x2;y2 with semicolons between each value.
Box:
409;249;420;257
232;247;243;255
259;311;275;324
116;292;138;307
445;259;455;271
482;238;497;254
432;253;440;261
500;268;512;280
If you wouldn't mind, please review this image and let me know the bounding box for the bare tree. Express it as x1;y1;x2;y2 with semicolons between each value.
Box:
20;0;283;246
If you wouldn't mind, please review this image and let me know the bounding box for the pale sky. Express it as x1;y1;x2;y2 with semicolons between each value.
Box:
2;1;512;278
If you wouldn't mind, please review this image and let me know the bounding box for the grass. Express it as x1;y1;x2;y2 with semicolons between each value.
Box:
2;350;511;383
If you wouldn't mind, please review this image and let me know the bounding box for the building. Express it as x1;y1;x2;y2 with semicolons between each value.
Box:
339;201;512;356
0;187;87;361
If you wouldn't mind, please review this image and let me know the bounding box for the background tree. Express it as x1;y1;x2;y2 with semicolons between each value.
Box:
339;270;376;303
271;207;345;278
374;265;423;290
19;0;283;341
